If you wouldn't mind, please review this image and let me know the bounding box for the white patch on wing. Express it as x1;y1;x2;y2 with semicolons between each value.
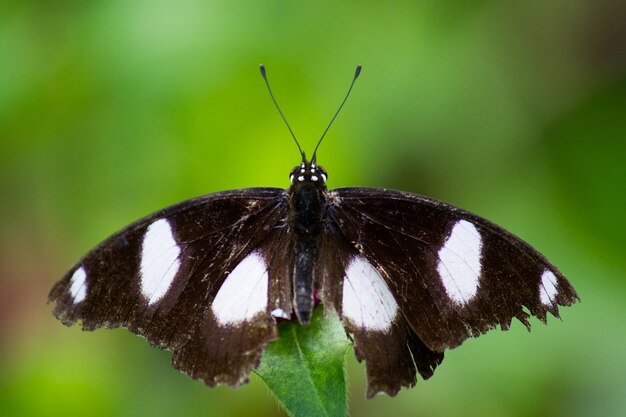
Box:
69;266;87;303
437;220;483;305
212;251;268;325
140;219;181;305
540;269;559;305
342;255;398;332
271;308;291;319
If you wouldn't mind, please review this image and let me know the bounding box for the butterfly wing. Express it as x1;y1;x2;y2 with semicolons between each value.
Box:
49;187;291;387
324;187;578;395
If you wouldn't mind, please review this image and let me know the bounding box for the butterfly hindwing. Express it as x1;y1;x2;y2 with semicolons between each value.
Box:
49;188;290;385
172;213;296;386
319;221;444;397
327;187;579;353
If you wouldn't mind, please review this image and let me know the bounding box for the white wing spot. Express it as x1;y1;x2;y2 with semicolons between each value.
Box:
271;308;291;319
140;219;181;305
212;251;268;325
540;269;559;305
69;266;87;303
342;256;397;332
437;220;483;305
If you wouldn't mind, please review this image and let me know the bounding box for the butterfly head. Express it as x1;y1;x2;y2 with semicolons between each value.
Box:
289;161;328;188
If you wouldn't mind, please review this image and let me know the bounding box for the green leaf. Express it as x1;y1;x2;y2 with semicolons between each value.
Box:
255;306;351;417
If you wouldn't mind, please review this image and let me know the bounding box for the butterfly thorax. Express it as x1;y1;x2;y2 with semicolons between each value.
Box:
288;161;328;324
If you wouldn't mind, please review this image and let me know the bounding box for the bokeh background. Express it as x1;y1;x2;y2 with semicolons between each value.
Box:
1;1;625;416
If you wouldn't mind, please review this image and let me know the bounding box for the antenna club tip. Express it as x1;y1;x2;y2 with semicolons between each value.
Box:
355;64;362;78
259;64;266;78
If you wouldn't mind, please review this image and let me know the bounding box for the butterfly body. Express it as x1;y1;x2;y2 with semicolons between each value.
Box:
289;161;328;323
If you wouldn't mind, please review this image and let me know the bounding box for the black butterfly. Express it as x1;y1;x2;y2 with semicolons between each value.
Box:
49;65;578;398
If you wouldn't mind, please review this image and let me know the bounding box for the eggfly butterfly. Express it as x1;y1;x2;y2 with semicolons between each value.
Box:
49;65;578;397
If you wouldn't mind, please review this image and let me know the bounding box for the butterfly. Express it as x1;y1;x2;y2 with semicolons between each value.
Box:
49;65;578;398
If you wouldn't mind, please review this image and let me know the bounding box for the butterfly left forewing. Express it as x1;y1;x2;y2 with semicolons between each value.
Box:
327;187;578;355
49;188;291;386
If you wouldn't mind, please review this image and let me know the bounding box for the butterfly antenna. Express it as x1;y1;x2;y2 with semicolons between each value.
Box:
260;64;305;163
311;64;362;164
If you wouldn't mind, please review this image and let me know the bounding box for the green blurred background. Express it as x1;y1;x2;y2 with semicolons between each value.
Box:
1;1;625;416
